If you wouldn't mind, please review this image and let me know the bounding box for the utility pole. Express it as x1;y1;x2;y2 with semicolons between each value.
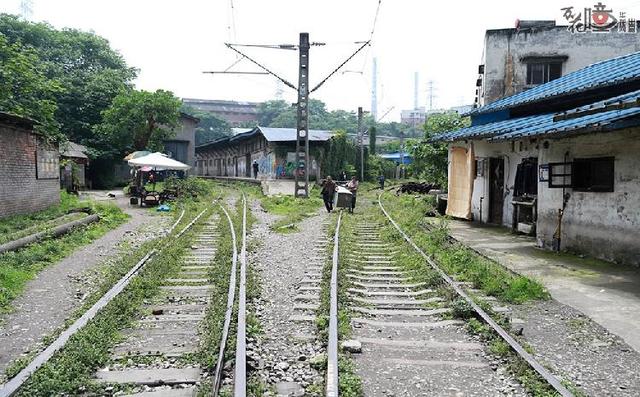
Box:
295;33;310;198
427;80;435;110
357;107;364;182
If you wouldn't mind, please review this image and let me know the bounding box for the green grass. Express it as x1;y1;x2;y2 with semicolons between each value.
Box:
0;198;129;314
0;191;89;244
379;192;549;303
261;195;323;233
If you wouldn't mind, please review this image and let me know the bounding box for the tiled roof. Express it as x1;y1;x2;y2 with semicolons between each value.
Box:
436;89;640;142
466;51;640;116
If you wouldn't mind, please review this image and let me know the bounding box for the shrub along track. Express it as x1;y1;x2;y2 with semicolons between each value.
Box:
0;193;244;396
324;191;577;397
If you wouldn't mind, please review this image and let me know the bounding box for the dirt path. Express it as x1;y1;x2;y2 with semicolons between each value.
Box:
0;194;168;378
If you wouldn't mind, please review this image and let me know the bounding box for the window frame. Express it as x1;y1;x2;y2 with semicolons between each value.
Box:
572;156;615;192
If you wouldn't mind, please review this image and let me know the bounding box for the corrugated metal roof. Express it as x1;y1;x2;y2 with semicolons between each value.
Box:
60;141;89;159
437;89;640;142
258;127;332;142
467;51;640;116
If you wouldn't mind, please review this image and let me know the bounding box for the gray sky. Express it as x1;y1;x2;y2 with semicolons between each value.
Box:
3;0;640;121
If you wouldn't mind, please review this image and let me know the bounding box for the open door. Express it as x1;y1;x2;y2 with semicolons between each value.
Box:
245;153;251;177
488;157;505;224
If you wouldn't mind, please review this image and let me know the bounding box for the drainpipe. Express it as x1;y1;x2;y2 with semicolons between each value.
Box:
479;196;484;223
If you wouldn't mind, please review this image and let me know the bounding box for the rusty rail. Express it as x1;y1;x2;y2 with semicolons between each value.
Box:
212;201;240;395
234;194;248;396
326;211;343;397
0;207;203;397
377;193;574;397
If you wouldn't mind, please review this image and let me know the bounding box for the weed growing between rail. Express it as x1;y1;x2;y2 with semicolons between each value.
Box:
316;212;363;397
0;198;129;314
379;192;548;303
260;195;323;233
10;200;211;396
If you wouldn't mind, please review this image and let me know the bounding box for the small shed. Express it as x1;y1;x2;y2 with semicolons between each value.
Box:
60;141;89;190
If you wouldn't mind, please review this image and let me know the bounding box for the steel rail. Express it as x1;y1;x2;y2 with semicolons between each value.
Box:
326;211;343;397
212;202;240;396
0;207;207;397
377;194;574;397
234;194;248;396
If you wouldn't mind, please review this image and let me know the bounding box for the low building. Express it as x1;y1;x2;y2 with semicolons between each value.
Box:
0;112;60;219
195;126;332;180
436;51;640;265
182;98;259;126
164;112;198;168
475;20;640;107
400;107;426;126
60;141;89;190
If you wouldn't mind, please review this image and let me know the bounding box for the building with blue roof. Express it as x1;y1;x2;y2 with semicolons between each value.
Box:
436;51;640;266
195;126;333;180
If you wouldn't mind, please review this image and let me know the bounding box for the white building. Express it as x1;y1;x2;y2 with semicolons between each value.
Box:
438;51;640;266
475;20;640;107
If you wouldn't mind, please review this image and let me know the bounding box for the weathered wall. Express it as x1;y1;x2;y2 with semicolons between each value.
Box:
537;128;640;265
481;27;640;105
452;127;640;265
0;125;60;219
165;116;197;169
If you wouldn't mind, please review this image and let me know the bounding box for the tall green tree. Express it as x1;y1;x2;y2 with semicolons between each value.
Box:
0;14;137;144
94;89;182;158
0;33;62;138
410;112;469;187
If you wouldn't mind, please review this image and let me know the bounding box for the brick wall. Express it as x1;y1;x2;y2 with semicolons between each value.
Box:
0;125;60;219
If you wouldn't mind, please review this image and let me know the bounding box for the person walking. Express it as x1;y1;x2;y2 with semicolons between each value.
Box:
347;176;359;213
321;176;337;213
378;174;385;190
252;160;259;179
339;170;347;181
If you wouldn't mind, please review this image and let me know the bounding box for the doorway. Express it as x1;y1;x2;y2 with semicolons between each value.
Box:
488;157;505;224
245;153;251;177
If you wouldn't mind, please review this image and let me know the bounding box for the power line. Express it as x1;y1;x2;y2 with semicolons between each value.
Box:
224;43;297;90
310;40;370;94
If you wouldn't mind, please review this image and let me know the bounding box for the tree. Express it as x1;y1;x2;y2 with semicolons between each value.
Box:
0;14;137;144
257;100;289;126
0;33;62;138
410;112;470;187
93;89;182;158
182;106;232;145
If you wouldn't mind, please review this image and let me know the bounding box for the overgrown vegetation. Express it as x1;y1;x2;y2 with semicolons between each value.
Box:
0;191;89;244
0;192;130;314
9;198;210;394
380;192;548;303
260;195;322;233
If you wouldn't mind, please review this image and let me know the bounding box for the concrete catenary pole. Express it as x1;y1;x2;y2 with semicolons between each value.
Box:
358;106;364;182
294;33;310;198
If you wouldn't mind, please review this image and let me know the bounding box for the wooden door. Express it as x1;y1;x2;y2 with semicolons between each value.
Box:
489;157;504;224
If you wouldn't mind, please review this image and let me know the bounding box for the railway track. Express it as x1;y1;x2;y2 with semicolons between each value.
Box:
319;194;576;397
0;206;197;396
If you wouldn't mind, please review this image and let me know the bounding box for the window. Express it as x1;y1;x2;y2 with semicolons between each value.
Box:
573;157;614;192
548;162;572;188
526;62;562;85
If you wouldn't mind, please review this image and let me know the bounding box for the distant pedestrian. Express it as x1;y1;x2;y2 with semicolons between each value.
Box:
347;176;359;213
340;170;347;181
252;160;259;179
321;176;337;213
378;174;385;190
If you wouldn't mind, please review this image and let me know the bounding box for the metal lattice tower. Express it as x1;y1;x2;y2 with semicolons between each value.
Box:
20;0;33;20
294;33;310;198
414;71;419;110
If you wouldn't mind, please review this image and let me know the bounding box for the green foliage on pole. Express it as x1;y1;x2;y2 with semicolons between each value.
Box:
368;126;377;155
